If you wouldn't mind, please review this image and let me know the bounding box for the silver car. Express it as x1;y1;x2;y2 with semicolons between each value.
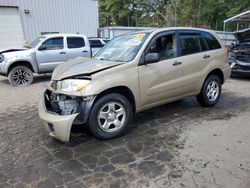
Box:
89;38;110;55
0;34;91;86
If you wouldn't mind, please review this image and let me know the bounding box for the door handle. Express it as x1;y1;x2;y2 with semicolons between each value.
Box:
173;61;182;66
203;54;210;59
82;50;88;53
59;51;66;54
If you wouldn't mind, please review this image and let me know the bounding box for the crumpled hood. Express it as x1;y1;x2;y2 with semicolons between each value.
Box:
0;47;28;54
2;48;35;58
233;28;250;43
52;57;123;80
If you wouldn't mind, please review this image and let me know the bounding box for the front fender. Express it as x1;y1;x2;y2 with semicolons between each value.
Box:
5;53;38;73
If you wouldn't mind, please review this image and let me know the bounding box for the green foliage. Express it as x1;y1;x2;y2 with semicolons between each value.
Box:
99;0;250;30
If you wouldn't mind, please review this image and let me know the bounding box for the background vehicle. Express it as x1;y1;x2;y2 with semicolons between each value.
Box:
0;34;91;86
223;10;250;77
216;31;237;47
39;27;230;142
229;28;250;77
89;38;110;55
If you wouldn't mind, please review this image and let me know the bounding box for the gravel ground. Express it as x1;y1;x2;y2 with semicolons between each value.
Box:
0;75;249;188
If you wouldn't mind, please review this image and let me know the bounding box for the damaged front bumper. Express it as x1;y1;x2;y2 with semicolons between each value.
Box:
38;90;95;142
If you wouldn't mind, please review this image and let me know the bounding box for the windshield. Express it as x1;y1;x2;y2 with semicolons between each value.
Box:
94;33;149;62
28;36;46;48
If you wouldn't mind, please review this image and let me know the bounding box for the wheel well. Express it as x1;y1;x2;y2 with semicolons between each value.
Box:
206;69;224;84
95;86;136;113
7;61;34;74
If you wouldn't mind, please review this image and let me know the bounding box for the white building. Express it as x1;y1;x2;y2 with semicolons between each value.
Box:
0;0;99;48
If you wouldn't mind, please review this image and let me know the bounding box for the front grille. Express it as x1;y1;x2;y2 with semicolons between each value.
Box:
233;64;250;71
236;53;250;63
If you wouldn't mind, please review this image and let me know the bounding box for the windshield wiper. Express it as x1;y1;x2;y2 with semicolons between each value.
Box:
96;57;112;61
95;57;125;62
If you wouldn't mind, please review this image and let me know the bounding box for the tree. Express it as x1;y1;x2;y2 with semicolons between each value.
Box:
99;0;250;30
138;0;179;26
99;0;137;27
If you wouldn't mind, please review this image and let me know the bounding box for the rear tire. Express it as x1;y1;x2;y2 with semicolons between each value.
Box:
8;66;34;87
87;93;133;140
196;75;221;107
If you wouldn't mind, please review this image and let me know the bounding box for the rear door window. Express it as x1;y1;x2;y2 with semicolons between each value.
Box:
197;34;208;51
179;34;200;56
67;37;85;48
202;32;221;50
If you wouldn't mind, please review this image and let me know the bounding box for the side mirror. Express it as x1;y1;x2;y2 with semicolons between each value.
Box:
39;45;47;51
144;53;160;64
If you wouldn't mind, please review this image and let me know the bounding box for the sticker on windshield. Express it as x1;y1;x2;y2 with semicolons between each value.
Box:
127;39;142;46
135;33;145;39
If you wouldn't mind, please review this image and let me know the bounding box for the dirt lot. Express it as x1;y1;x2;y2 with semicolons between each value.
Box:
0;75;250;188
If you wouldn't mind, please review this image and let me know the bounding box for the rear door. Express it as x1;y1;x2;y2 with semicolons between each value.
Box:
66;36;91;60
138;31;186;107
174;30;213;93
201;31;226;68
36;37;67;72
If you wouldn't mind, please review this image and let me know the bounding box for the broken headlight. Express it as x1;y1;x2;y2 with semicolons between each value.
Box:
60;79;91;92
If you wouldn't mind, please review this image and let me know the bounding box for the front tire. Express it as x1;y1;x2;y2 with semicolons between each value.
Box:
196;75;221;107
8;66;34;87
87;93;133;140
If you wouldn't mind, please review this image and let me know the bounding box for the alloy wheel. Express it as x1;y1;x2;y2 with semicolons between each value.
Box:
97;102;126;133
206;81;219;102
12;68;32;86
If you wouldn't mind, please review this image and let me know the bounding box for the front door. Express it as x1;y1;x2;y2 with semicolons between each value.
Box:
138;31;186;108
36;37;67;72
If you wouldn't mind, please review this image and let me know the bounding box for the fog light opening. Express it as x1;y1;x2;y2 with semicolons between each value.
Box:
48;123;55;137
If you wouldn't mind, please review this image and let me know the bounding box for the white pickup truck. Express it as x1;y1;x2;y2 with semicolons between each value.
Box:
0;34;91;86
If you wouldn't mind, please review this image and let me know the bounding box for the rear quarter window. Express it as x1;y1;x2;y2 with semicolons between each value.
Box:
202;32;221;50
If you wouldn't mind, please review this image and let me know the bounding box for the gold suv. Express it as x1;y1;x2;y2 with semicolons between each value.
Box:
38;27;231;142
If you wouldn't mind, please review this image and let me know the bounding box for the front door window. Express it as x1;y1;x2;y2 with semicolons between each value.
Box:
41;37;64;50
148;34;177;60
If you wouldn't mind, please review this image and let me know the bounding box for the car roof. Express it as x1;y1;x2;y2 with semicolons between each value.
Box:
43;33;87;38
88;38;103;40
130;27;216;35
89;38;110;40
233;28;250;41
